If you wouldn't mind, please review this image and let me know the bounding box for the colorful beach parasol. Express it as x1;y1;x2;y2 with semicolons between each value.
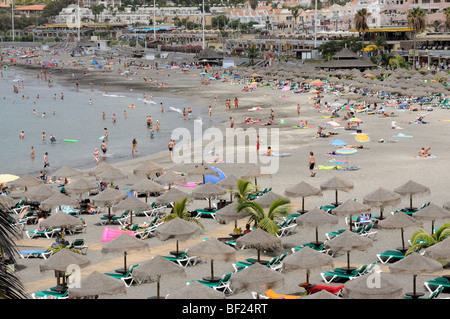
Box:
355;133;370;143
335;148;359;170
0;174;20;184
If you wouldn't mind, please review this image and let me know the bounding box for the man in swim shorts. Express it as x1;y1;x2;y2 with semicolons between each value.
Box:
101;140;107;158
309;151;316;177
168;139;175;160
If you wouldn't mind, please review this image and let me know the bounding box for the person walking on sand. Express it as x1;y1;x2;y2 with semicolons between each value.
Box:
297;103;301;116
132;138;139;156
309;151;316;177
256;135;260;155
230;117;234;129
209;106;212;120
168;139;175;160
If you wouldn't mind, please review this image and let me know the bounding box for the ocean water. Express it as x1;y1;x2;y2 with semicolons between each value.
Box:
0;67;214;176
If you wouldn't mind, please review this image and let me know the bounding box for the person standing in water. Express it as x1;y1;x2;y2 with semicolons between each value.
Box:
101;140;107;158
132;138;139;156
93;148;100;165
43;152;50;170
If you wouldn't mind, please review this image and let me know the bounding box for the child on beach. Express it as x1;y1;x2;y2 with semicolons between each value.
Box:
309;151;316;177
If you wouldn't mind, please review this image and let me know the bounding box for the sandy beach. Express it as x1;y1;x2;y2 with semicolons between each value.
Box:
4;44;450;301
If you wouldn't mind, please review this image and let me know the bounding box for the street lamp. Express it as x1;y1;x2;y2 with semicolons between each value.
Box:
314;0;317;47
202;0;205;49
11;0;14;42
77;0;80;41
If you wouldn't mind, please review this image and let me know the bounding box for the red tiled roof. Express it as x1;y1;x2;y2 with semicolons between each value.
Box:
14;4;46;11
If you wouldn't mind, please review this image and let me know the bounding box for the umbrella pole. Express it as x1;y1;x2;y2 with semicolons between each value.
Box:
176;240;179;253
410;195;413;211
124;251;127;272
413;274;417;296
347;251;350;270
432;220;435;235
315;226;319;244
306;269;310;284
349;214;353;231
157;275;161;299
211;259;214;280
257;249;261;263
335;190;338;206
302;197;305;212
401;228;405;250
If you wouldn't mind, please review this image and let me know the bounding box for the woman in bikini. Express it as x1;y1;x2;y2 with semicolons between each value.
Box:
93;148;100;165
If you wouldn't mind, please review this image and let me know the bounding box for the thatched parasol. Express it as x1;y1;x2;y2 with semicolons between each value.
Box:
377;211;422;252
166;280;226;299
284;181;323;213
68;271;127;299
331;199;371;231
129;179;165;202
254;192;288;209
282;246;334;284
101;233;149;276
39;193;80;211
241;164;271;186
187;239;235;282
155;217;201;255
112;196;152;225
132;256;185;299
296;207;338;246
230;262;285;295
133;160;164;178
363;187;401;220
187;165;219;184
235;228;282;263
154;171;186;189
389;252;442;298
64;178;99;197
324;230;373;271
191;182;227;210
23;184;59;202
320;176;354;207
411;203;450;234
91;188;127;223
393;180;430;212
51;166;83;179
10;174;43;189
96;168;127;184
342;272;403;299
155;187;191;204
216;174;239;202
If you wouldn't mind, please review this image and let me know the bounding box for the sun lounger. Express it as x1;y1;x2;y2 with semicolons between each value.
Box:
196;272;233;295
26;227;61;239
425;277;450;294
264;289;300;299
320;264;369;283
31;289;69;299
376;250;405;264
104;264;138;287
163;250;199;267
20;249;53;259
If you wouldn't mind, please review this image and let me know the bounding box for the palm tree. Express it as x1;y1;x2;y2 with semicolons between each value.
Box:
249;0;259;11
354;9;371;56
246;45;259;66
444;7;450;31
407;7;426;69
0;212;27;299
406;223;450;256
286;5;302;33
237;197;291;236
234;178;256;202
163;198;204;228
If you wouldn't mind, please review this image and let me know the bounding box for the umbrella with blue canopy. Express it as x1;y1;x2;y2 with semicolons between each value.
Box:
204;167;226;184
329;140;347;147
335;147;358;170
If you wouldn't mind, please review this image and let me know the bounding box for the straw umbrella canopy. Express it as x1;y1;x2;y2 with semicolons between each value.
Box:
230;262;285;295
389;252;443;299
296;207;338;246
155;217;201;255
363;187;401;220
191;182;227;210
241;164;271;186
300;290;342;299
377;211;422;252
101;232;149;275
64;178;99;197
331;199;371;231
51;165;83;179
284;181;323;213
155;187;191;205
68;271;127;299
132;160;164;178
235;228;282;263
129;178;165;202
89;162;120;176
282;246;334;285
23;184;59;202
320;176;354;207
215;202;250;228
39;193;80;211
342;273;403;299
254;192;288;209
154;171;186;189
10;174;43;189
166;280;226;299
112;196;152;225
39;211;83;230
217;174;239;202
132;255;185;299
423;237;450;265
393;180;430;212
187;165;220;184
324;230;373;272
187;238;236;282
39;249;91;292
411;203;450;234
91;188;127;223
96;168;127;184
0;195;17;209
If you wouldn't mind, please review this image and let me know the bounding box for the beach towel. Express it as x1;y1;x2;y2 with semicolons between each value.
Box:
318;165;342;170
393;134;413;138
414;155;437;159
260;153;291;157
308;284;344;294
328;159;350;164
292;126;313;129
264;289;300;299
245;120;261;124
101;227;134;242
